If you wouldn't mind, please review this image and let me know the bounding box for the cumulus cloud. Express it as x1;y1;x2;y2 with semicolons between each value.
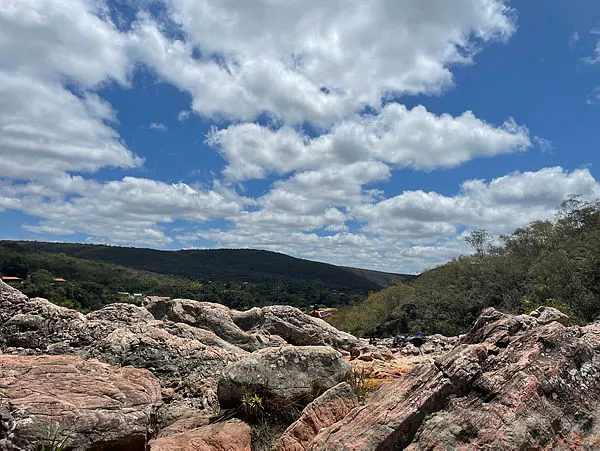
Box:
131;0;516;124
3;0;589;273
0;0;140;180
208;104;531;181
15;176;252;246
182;167;600;272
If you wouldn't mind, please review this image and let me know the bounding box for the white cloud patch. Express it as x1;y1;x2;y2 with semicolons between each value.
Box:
131;0;516;124
0;0;140;180
149;122;168;131
177;110;191;121
15;176;252;246
3;1;592;273
182;167;600;272
208;104;531;181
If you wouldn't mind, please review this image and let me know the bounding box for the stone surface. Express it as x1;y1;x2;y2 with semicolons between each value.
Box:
149;419;251;451
150;299;359;351
247;305;359;350
147;298;260;349
308;308;600;450
218;346;352;407
275;382;359;451
0;281;248;421
0;354;161;450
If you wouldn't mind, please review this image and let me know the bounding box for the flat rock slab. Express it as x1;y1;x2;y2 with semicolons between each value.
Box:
0;354;162;450
149;419;251;451
275;382;359;451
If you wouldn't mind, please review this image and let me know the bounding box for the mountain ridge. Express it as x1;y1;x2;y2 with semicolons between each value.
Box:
1;240;415;292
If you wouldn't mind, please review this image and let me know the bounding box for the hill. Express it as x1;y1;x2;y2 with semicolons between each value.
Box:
2;241;413;291
0;240;414;312
329;197;600;337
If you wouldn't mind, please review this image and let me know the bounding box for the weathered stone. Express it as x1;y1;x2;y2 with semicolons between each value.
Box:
528;305;571;326
149;299;359;351
0;354;161;450
275;382;359;451
251;305;359;350
149;419;251;451
0;281;248;421
218;346;352;407
147;298;258;349
308;308;600;450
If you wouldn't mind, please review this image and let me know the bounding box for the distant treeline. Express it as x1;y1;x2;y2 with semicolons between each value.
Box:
0;243;403;312
329;197;600;337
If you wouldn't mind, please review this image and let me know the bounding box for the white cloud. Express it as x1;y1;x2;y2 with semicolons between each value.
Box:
584;39;600;64
15;176;252;246
149;122;168;131
0;0;140;180
208;104;531;181
130;0;516;124
184;167;600;272
178;110;191;121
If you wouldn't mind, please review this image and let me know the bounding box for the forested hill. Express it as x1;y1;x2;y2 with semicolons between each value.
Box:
1;241;414;291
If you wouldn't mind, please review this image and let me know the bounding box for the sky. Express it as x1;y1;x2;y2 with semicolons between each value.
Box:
1;0;599;274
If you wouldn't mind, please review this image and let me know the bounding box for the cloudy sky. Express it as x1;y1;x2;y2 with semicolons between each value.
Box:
1;0;599;274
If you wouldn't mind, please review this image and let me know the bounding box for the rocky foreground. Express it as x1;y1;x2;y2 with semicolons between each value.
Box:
1;280;599;450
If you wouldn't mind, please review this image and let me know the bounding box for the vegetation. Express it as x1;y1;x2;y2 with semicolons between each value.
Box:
0;241;400;311
6;241;413;291
330;197;600;337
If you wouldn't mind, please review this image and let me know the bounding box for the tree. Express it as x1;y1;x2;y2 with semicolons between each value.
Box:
1;256;29;278
465;229;491;254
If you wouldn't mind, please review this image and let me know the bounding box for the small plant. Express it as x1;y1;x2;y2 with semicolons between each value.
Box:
348;368;370;402
36;438;69;451
240;392;264;422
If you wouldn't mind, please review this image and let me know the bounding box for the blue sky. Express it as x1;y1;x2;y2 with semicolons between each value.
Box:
1;0;599;273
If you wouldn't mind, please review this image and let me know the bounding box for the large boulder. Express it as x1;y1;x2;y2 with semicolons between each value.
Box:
275;382;359;451
146;299;258;349
148;299;359;351
0;354;161;450
149;418;251;451
0;281;248;420
308;307;600;450
243;305;359;350
218;346;352;407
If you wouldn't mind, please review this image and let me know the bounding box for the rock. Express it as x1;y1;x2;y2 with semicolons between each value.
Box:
249;305;359;350
0;354;161;450
275;382;359;451
147;298;258;349
149;299;360;351
528;305;570;326
310;344;487;450
217;346;351;407
149;419;251;451
308;308;600;450
0;282;248;420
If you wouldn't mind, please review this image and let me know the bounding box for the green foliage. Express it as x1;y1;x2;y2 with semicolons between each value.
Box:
348;368;370;402
0;241;410;312
240;392;264;422
331;198;600;336
519;298;574;317
36;438;68;451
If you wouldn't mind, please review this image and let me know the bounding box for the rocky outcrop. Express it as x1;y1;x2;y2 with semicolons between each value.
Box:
149;299;359;351
275;382;359;451
218;346;352;407
309;307;600;450
0;281;248;421
0;354;161;450
149;419;251;451
231;305;359;349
